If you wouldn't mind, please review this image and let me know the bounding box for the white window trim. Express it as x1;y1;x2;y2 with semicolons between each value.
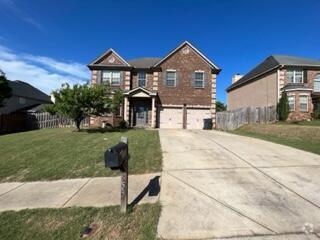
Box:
287;69;304;83
102;70;121;86
137;72;147;87
194;70;205;88
299;94;308;112
314;74;320;92
288;95;295;112
166;70;177;87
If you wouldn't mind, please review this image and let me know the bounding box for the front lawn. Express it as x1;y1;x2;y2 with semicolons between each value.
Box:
0;203;161;240
0;128;162;182
231;123;320;155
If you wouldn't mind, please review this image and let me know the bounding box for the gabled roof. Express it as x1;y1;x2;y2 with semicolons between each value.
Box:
153;41;221;70
128;58;161;69
227;55;320;92
88;48;131;67
123;87;157;96
9;80;51;102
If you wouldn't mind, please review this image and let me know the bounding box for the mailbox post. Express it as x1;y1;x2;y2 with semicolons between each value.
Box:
104;136;129;213
120;137;128;213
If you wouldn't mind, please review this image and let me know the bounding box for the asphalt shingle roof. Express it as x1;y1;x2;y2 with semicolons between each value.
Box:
127;57;161;68
227;55;320;92
9;80;51;103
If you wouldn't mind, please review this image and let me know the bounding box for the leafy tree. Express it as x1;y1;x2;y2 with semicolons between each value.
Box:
0;74;12;107
216;100;227;112
111;89;124;114
277;91;290;121
46;83;120;131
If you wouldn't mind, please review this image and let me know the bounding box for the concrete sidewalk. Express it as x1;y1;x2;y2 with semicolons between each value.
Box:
0;173;160;212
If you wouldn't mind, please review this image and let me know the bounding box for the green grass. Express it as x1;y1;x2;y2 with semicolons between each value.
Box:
0;128;162;182
231;123;320;155
0;203;161;240
277;119;320;126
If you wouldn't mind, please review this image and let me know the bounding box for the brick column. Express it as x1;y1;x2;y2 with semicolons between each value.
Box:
211;74;217;129
91;70;98;84
124;71;131;91
153;72;159;91
278;69;285;99
124;96;129;123
151;97;156;128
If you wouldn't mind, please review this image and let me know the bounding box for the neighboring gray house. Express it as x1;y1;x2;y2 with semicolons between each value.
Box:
0;80;52;114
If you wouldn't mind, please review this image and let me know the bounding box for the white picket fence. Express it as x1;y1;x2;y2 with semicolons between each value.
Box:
216;106;277;131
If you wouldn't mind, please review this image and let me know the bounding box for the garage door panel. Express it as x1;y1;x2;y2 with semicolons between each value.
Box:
187;109;211;129
160;107;183;129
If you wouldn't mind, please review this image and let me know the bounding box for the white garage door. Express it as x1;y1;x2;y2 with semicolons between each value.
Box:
187;108;211;129
159;107;183;129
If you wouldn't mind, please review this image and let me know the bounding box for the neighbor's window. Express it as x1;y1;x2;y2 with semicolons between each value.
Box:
102;71;121;85
299;95;308;112
288;95;295;111
166;70;176;87
194;71;204;88
286;70;304;83
138;72;146;87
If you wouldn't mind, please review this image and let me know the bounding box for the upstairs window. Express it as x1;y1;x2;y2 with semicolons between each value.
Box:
102;71;121;85
314;74;320;92
138;72;146;87
288;95;295;111
194;71;204;88
299;95;308;112
286;70;304;83
166;70;176;87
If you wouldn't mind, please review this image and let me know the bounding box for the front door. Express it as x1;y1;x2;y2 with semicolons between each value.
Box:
136;106;148;126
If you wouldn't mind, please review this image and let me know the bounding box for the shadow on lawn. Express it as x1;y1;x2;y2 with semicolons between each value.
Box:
80;127;131;134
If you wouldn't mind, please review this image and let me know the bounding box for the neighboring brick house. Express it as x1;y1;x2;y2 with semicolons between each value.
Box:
87;41;220;129
227;55;320;121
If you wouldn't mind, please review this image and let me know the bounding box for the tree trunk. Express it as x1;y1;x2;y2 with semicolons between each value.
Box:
75;119;82;131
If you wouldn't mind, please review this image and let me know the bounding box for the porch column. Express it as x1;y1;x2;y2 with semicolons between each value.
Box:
151;97;156;128
124;96;129;123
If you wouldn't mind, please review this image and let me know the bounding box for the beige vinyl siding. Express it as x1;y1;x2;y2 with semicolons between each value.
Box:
227;71;278;110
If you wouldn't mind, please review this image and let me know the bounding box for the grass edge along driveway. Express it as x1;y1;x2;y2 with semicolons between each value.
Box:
0;128;162;182
231;123;320;155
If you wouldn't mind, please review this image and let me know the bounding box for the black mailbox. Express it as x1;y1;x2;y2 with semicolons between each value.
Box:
105;142;128;170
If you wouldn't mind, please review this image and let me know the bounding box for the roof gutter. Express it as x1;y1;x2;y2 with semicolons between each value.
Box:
226;65;280;92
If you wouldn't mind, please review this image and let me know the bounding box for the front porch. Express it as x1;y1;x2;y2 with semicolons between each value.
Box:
123;87;157;128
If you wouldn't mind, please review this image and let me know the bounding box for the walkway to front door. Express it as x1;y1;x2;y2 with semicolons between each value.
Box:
157;129;320;239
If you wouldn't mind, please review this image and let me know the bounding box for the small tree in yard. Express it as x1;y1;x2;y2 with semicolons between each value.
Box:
277;91;290;121
0;74;12;107
46;84;121;131
216;100;227;112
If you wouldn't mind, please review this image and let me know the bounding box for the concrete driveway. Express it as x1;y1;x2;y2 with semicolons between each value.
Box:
157;130;320;240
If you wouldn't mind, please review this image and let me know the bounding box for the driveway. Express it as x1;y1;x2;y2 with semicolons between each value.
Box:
157;130;320;240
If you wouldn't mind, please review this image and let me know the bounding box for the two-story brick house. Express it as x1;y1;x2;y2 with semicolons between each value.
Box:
88;41;220;129
227;55;320;121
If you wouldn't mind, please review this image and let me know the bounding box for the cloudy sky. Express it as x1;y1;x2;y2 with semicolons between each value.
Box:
0;0;320;100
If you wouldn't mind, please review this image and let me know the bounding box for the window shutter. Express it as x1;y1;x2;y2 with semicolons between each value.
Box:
162;71;167;86
97;70;102;84
303;70;307;83
204;73;208;87
191;72;195;87
120;71;123;85
175;72;179;87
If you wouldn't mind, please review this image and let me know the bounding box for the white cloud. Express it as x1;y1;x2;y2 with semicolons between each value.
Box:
0;45;89;94
0;0;44;32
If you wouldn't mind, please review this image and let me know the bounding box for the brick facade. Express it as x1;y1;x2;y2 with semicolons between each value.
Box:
88;42;220;128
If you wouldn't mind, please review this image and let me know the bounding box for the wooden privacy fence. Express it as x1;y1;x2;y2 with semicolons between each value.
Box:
0;112;89;134
216;106;277;131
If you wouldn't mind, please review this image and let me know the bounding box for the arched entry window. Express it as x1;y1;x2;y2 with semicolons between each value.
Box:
314;74;320;92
